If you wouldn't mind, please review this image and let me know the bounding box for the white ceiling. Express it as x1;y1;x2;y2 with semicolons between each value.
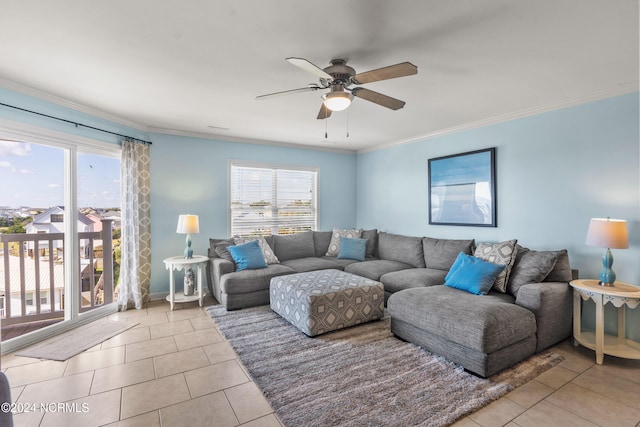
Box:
0;1;638;152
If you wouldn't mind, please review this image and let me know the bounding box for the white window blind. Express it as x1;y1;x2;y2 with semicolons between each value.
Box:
230;162;318;237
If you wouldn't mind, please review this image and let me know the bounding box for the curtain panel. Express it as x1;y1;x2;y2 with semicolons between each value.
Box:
118;139;151;310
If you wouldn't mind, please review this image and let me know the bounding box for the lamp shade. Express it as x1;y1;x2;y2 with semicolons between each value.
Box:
323;91;353;111
585;218;628;249
176;214;200;234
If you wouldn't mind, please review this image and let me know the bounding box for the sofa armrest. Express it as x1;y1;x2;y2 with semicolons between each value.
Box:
515;282;572;352
208;258;235;299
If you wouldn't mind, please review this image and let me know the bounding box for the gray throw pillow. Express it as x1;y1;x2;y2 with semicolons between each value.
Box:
361;229;378;258
544;249;573;282
507;246;558;296
209;238;233;258
474;239;518;293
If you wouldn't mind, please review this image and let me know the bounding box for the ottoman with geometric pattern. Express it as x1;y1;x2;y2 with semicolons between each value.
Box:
270;269;385;336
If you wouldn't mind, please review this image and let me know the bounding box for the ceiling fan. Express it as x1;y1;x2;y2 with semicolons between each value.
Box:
256;58;418;119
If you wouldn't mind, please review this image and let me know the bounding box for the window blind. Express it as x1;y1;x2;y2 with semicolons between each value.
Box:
230;163;318;237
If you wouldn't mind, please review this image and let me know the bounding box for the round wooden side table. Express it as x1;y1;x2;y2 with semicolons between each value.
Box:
570;279;640;364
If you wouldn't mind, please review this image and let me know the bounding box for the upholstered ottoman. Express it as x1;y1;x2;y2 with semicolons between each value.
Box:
270;269;385;336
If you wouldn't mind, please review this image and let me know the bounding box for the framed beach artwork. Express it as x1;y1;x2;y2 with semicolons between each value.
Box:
428;147;496;227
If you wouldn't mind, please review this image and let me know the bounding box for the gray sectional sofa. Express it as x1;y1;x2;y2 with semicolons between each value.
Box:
207;229;574;377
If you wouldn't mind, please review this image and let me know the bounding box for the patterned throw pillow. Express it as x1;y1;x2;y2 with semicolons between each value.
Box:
474;239;518;293
325;228;362;256
233;236;280;264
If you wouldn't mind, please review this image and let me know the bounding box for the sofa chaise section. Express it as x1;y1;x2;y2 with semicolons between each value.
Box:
388;286;537;377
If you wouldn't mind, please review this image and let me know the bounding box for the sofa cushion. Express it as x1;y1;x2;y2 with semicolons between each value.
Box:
344;259;414;281
280;257;343;273
423;237;475;270
220;264;295;294
313;231;333;257
444;253;506;295
508;246;558;296
273;231;316;261
361;229;378;258
380;268;447;293
544;249;573;282
234;236;280;264
227;240;268;271
338;237;367;261
474;239;518;293
325;228;362;256
378;232;426;268
320;256;360;268
387;286;533;354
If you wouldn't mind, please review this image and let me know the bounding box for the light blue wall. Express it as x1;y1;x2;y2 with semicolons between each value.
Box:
356;92;640;340
357;92;640;284
149;133;357;295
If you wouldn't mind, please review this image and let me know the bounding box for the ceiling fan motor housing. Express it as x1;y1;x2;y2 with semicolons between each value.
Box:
323;59;356;86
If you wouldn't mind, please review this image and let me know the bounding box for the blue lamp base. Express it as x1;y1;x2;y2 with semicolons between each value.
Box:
598;248;616;287
184;234;193;259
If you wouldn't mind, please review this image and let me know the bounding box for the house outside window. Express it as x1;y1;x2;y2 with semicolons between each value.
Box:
230;162;318;238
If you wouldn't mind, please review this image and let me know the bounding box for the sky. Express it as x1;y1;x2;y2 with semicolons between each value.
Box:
0;140;121;209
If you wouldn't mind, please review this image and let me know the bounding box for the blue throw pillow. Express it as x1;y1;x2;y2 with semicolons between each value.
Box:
445;252;467;282
337;237;367;261
444;253;506;295
227;240;268;271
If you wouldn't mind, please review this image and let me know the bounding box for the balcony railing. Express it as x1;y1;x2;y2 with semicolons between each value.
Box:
0;220;114;336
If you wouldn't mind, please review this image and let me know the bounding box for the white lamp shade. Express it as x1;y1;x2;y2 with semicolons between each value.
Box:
176;214;200;234
585;218;629;249
323;91;353;111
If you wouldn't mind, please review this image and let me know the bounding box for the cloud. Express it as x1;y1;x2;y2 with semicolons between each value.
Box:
20;169;34;174
0;141;31;156
0;161;11;168
47;183;60;188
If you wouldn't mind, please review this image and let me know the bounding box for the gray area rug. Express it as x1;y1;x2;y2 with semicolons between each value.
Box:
207;305;563;427
16;319;138;361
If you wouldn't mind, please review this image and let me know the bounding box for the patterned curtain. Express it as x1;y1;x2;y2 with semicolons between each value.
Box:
118;139;151;311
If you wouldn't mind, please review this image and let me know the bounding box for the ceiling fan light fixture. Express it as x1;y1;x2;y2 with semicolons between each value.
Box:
322;91;353;112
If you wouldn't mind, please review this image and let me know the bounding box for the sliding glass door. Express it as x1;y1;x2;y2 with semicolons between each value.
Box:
0;124;120;352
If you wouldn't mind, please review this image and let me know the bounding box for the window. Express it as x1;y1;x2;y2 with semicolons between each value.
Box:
51;214;64;223
230;162;318;237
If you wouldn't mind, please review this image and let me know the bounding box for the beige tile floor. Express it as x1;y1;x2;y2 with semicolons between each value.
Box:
1;296;639;427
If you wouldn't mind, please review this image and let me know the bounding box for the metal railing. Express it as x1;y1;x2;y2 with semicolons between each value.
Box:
0;220;114;327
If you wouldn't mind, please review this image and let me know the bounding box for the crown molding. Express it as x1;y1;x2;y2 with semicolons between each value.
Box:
0;76;149;133
358;81;640;154
146;126;357;154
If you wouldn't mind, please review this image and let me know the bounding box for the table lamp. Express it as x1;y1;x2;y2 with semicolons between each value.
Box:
585;217;628;286
176;214;199;259
176;214;199;296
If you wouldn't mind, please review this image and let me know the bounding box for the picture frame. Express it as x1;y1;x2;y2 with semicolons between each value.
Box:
428;147;496;227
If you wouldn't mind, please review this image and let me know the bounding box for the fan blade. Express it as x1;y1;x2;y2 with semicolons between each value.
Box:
352;62;417;84
256;86;319;100
352;87;406;110
317;103;332;120
286;57;333;81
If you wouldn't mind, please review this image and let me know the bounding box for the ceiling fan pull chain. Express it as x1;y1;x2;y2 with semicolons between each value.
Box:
346;110;350;138
325;117;328;139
